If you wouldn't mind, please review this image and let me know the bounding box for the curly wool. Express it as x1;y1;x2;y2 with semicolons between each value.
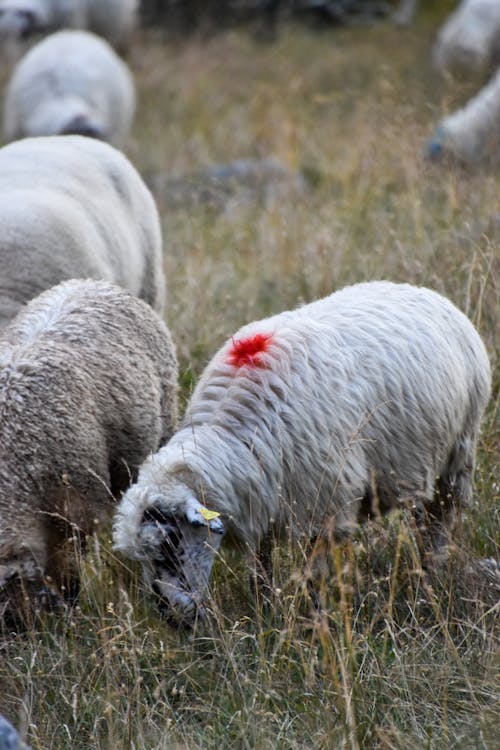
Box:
0;279;178;613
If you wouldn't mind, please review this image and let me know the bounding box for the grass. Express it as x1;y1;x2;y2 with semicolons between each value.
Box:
0;9;499;749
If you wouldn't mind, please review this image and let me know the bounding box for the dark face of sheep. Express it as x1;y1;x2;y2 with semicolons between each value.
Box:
59;115;107;141
138;497;225;626
0;5;42;39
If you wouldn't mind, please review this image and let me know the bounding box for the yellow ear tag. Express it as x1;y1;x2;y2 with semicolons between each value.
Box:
200;506;221;521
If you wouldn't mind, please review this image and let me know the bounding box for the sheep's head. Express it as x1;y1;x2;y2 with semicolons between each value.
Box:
114;484;226;626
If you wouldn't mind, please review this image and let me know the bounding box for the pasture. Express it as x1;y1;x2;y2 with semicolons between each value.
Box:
0;6;498;749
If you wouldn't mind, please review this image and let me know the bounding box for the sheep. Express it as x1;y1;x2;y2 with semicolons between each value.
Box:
0;278;178;622
0;0;138;51
432;0;500;75
3;30;136;147
427;0;500;162
392;0;418;26
0;134;165;328
113;280;492;625
427;66;500;162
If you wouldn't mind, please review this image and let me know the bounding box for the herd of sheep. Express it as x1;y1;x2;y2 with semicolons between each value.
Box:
0;0;496;647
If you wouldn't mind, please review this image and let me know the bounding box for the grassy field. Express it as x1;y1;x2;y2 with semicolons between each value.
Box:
0;7;499;749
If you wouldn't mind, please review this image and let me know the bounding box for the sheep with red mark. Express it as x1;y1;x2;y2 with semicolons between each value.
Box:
0;279;178;622
3;30;135;146
113;281;491;625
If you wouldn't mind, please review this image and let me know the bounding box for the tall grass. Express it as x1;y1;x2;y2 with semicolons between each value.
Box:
0;13;498;749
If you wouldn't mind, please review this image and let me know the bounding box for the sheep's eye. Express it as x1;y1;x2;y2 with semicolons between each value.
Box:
143;506;177;527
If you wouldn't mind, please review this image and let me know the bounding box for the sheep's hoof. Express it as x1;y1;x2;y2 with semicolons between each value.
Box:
35;585;64;612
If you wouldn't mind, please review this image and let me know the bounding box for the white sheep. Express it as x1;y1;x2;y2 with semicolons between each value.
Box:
432;0;500;75
113;281;492;625
427;66;500;162
0;278;178;621
427;0;500;162
3;30;136;146
0;0;138;50
0;134;165;328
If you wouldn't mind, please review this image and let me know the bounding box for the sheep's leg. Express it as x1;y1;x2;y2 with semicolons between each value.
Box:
422;436;476;559
0;514;55;626
43;515;84;604
248;529;276;612
43;481;105;602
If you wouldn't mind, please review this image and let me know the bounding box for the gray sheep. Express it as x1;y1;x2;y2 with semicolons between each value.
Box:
0;0;138;50
0;278;178;622
113;281;491;625
3;30;136;146
0;134;165;328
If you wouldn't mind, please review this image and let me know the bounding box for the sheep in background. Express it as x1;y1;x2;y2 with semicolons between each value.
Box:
0;278;178;622
428;0;500;162
392;0;418;26
3;30;136;146
0;0;138;51
0;135;165;328
433;0;500;75
427;67;500;162
113;281;491;625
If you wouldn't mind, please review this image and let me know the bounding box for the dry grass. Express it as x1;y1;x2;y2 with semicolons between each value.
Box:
0;10;499;750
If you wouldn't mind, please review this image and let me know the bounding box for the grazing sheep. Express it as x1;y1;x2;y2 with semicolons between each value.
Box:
427;0;500;162
3;30;136;146
433;0;500;75
0;0;138;50
113;281;491;625
0;279;178;622
0;134;165;328
427;66;500;162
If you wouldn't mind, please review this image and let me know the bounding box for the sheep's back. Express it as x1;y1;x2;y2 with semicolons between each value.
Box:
183;282;490;537
0;136;164;320
0;279;177;514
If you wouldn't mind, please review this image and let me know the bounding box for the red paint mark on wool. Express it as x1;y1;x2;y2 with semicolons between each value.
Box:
227;332;274;369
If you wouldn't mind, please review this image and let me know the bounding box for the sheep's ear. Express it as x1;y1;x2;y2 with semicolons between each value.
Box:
185;496;225;535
